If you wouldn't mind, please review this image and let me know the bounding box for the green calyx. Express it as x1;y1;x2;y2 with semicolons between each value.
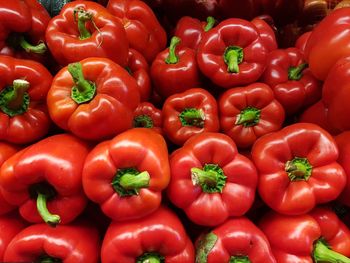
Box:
235;107;261;127
313;238;350;263
204;16;215;32
224;46;244;73
111;168;150;197
195;232;218;263
285;157;312;181
165;36;181;64
68;62;96;104
288;63;308;81
133;115;154;128
136;252;165;263
179;108;205;128
0;79;30;117
191;164;227;193
229;256;251;263
74;7;93;40
38;254;62;263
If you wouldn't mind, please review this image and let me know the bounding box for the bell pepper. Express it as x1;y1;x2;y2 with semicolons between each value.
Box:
127;48;151;102
174;16;216;50
47;57;140;141
107;0;167;63
197;18;268;89
261;47;322;115
195;217;276;263
0;213;26;261
168;132;257;226
260;208;350;263
335;132;350;207
295;31;311;55
82;128;170;221
101;206;194;263
251;16;278;52
133;102;162;134
252;123;347;215
4;222;100;263
45;1;129;67
0;134;89;226
0;56;52;144
162;88;220;145
218;83;285;149
151;36;202;99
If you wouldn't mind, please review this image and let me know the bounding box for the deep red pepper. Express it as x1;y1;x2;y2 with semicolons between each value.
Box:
251;16;278;52
0;134;89;226
219;83;285;149
295;31;312;55
133;102;162;134
162;88;220;145
335;132;350;207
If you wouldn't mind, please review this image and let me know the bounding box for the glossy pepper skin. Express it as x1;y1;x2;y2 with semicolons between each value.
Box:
82;128;170;221
47;57;140;141
0;56;52;144
195;217;276;263
335;132;350;207
46;1;129;67
252;123;346;215
107;0;167;63
133;102;162;134
219;83;285;149
0;134;89;226
168;132;257;226
151;36;202;99
162;88;219;146
261;47;322;115
101;206;194;263
197;18;268;89
260;208;350;263
4;222;100;263
295;31;311;55
251;16;277;52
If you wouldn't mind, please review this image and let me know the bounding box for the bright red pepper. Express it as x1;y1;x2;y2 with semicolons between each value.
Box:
107;0;167;63
101;206;194;263
251;16;278;52
295;31;312;55
218;83;285;149
197;18;268;89
252;123;347;215
46;1;128;67
133;102;162;134
195;217;276;263
82;128;170;221
162;88;220;145
47;57;140;141
0;56;52;144
168;132;257;226
4;222;100;263
260;208;350;263
151;36;202;99
261;47;322;115
127;48;151;102
0;134;89;226
335;132;350;207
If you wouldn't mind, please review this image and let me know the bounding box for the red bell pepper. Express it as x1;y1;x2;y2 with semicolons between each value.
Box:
251;16;277;52
261;47;322;115
0;134;89;226
101;206;194;263
82;128;170;221
218;83;285;149
0;56;52;144
127;48;151;102
46;1;129;67
174;16;216;50
252;123;347;215
162;88;220;145
260;208;350;263
151;36;202;99
197;18;268;89
195;217;276;263
168;132;257;226
47;57;140;141
335;132;350;207
107;0;167;63
4;222;100;263
295;31;311;55
133;102;162;134
0;213;26;260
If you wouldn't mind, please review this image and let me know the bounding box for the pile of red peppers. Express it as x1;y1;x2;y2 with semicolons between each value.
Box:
1;0;350;262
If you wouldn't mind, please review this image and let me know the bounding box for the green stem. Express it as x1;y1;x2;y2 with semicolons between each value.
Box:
68;62;96;104
133;115;154;128
285;157;312;181
224;46;244;73
137;253;165;263
204;16;215;32
195;232;218;263
179;108;205;127
236;107;261;127
38;255;62;263
229;256;251;263
37;193;61;227
313;239;350;263
288;63;308;80
19;36;46;54
74;8;92;39
191;164;226;193
112;168;150;197
165;36;181;64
